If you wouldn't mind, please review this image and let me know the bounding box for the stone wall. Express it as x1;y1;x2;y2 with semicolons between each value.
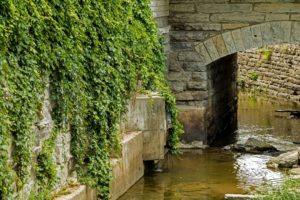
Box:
9;90;167;199
168;0;300;105
150;0;171;64
238;44;300;103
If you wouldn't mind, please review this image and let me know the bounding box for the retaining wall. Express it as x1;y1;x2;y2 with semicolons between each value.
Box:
238;44;300;103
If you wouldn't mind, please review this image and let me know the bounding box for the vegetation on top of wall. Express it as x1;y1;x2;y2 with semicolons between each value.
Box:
0;0;182;199
258;47;273;61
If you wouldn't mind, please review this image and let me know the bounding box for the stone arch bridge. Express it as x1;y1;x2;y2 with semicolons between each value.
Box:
150;0;300;144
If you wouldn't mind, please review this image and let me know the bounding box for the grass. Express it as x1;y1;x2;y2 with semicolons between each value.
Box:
254;178;300;200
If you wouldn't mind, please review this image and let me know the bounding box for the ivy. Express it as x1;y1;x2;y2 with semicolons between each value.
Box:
0;0;182;199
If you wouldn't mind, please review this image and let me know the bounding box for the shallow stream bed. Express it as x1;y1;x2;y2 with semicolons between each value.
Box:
119;95;300;200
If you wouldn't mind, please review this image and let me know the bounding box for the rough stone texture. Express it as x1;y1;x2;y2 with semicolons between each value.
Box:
18;86;75;199
267;148;300;169
151;0;171;66
238;44;300;103
168;0;300;105
9;87;168;200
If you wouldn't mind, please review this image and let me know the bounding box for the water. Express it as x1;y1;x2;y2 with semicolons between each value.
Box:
119;94;300;200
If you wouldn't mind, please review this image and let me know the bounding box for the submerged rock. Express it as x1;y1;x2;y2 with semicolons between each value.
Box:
223;135;300;154
179;140;208;149
267;148;300;169
244;137;277;152
290;167;300;175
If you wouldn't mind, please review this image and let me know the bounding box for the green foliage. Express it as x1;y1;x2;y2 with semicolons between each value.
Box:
0;0;182;199
258;47;272;61
248;71;259;81
255;178;300;200
32;129;58;200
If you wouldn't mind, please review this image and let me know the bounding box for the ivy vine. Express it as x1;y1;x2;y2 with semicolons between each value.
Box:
0;0;182;199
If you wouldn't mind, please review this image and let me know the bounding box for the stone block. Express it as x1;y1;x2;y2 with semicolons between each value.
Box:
291;14;300;21
175;91;207;101
231;29;245;52
251;24;263;48
241;27;254;50
170;4;195;13
143;130;166;160
124;94;167;132
222;32;237;55
168;71;192;81
194;42;212;65
254;3;300;13
222;23;249;30
178;51;202;62
187;81;207;90
54;185;97;200
203;39;220;61
169;13;210;23
177;106;206;143
110;132;144;200
210;13;265;23
192;72;208;81
291;21;300;44
265;14;289;21
212;35;229;57
170;81;187;92
196;3;252;13
173;23;222;31
181;61;207;72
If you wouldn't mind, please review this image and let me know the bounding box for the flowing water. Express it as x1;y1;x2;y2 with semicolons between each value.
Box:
119;94;300;200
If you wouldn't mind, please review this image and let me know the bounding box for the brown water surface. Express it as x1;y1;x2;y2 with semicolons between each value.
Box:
119;95;300;200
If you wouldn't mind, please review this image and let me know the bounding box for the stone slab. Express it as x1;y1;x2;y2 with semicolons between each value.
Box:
110;131;144;200
54;185;97;200
124;94;167;132
177;106;206;143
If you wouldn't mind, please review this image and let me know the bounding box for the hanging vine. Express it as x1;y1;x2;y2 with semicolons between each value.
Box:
0;0;182;199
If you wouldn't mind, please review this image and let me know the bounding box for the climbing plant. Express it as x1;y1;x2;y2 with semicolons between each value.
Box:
0;0;182;199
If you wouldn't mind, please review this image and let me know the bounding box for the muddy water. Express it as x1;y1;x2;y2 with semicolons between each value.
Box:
119;95;300;200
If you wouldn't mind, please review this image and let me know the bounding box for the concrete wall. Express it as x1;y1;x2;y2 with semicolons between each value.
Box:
54;94;168;200
238;44;300;103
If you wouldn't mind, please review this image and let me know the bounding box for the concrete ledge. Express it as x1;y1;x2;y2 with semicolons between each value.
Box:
225;194;260;200
110;131;144;200
54;185;97;200
178;106;206;143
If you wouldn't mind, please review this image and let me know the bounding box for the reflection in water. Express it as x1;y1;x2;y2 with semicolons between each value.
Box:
120;95;300;200
235;154;283;191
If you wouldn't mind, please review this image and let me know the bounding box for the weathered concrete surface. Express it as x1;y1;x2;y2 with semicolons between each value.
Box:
55;185;97;200
225;194;260;200
110;132;144;200
51;93;168;200
124;94;167;160
177;105;206;143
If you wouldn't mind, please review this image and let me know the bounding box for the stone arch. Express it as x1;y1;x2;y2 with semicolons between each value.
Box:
194;21;300;67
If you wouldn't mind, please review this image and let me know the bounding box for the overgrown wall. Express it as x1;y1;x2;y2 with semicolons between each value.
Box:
0;1;181;199
238;44;300;103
